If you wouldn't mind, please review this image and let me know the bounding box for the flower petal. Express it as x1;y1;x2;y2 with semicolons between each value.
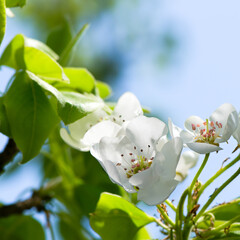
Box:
68;109;107;141
81;120;121;150
168;118;182;138
180;130;194;144
137;178;179;205
184;116;204;132
186;142;222;154
156;135;168;152
60;128;88;150
233;113;240;144
215;110;238;143
94;137;136;193
210;103;237;127
129;167;154;188
126;116;168;154
175;151;199;181
113;92;143;121
153;137;183;180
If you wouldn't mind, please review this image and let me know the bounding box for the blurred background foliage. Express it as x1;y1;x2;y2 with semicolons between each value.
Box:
0;0;180;239
15;0;179;85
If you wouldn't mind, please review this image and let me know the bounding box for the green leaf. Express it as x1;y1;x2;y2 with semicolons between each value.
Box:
53;67;95;93
90;192;155;240
209;199;240;221
57;91;104;124
59;24;89;66
0;215;45;240
4;71;59;163
27;71;105;124
46;21;72;55
58;215;89;240
196;199;240;239
0;0;6;46
134;227;151;240
96;80;112;99
0;97;11;137
6;0;26;8
0;34;68;82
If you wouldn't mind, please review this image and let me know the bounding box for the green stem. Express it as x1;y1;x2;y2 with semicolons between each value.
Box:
198;153;240;198
165;199;177;212
201;215;240;237
154;218;170;231
157;205;175;227
175;189;188;240
194;167;240;223
187;153;210;211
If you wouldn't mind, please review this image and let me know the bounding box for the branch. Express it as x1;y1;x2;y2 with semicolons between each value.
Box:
0;191;51;218
0;138;19;174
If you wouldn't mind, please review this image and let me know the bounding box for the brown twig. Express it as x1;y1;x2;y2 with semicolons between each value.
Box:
0;138;19;174
0;191;51;218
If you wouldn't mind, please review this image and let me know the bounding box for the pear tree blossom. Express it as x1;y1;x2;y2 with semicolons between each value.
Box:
90;116;183;205
175;151;199;181
60;92;143;151
156;135;199;181
169;104;238;154
233;113;240;151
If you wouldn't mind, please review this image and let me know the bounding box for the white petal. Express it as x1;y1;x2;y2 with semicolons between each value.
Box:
126;116;168;154
95;137;136;193
186;142;222;154
176;151;199;181
156;135;168;152
153;138;183;180
81;120;121;148
215;110;238;143
168;118;182;138
68;109;107;141
184;116;204;132
233;114;240;144
113;92;143;121
60;128;88;151
210;103;237;127
180;130;194;144
129;167;154;188
137;178;179;206
103;160;136;193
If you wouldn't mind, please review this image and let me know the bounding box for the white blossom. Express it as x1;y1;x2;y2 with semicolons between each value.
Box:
169;104;238;154
175;151;199;181
91;116;183;206
60;92;143;151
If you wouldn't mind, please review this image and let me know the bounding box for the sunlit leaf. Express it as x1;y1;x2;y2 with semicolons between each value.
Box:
0;34;68;82
0;0;6;46
90;192;155;240
96;80;111;99
53;67;95;93
57;91;104;124
134;227;151;240
4;71;59;162
27;71;105;124
0;215;45;240
209;199;240;221
6;0;26;8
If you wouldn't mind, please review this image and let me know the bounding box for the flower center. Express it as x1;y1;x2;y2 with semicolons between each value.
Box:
191;119;222;144
116;145;154;178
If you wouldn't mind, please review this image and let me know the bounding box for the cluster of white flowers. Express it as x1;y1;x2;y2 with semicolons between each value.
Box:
60;92;239;205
